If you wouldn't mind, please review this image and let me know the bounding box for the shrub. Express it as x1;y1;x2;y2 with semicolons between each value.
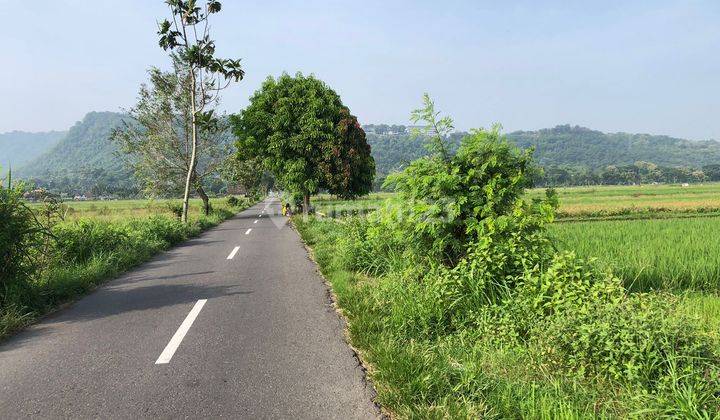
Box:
0;176;47;300
226;195;240;207
380;127;553;265
166;201;183;218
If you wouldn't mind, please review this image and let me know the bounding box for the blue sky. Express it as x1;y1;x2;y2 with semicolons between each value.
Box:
2;0;719;140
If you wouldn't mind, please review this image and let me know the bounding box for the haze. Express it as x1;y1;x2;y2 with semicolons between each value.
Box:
2;0;719;140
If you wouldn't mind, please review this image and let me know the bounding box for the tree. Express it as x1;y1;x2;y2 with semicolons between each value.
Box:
702;164;720;181
232;73;374;214
157;0;244;222
112;59;232;214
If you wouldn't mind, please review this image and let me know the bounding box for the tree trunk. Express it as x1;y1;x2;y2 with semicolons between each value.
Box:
303;193;310;216
196;185;210;216
181;72;198;224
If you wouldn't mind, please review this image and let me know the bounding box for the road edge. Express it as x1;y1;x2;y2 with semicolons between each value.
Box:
290;218;387;420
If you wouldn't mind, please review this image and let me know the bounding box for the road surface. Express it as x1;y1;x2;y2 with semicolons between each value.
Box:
0;198;379;419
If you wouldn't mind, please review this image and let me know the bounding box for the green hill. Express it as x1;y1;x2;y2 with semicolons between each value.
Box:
366;124;720;187
507;125;720;168
10;118;720;193
18;112;137;195
0;131;65;171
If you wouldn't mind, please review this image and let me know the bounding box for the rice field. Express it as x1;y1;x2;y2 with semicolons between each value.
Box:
313;182;720;221
527;182;720;219
28;198;234;221
312;193;391;217
550;216;720;291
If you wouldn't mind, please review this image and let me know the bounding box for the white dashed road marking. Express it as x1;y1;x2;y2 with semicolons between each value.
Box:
155;299;207;365
226;246;240;260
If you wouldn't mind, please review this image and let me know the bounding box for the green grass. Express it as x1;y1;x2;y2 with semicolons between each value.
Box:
28;198;221;221
679;293;720;345
550;216;720;292
311;193;392;217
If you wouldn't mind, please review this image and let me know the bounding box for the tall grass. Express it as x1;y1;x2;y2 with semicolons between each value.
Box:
550;216;720;291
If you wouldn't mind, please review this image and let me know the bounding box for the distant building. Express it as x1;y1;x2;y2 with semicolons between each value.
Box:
23;188;48;202
406;125;438;136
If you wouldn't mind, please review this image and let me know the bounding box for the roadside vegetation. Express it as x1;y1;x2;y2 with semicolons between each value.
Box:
0;175;254;340
294;96;720;417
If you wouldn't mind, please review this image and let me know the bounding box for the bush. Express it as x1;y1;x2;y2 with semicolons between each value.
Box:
0;177;47;301
226;195;240;207
166;201;183;218
379;127;553;265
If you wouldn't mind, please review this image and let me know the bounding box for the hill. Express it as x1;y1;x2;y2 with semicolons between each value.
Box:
0;131;65;172
366;124;720;187
18;112;137;195
507;125;720;168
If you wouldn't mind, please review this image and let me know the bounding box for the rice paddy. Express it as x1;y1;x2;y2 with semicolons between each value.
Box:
28;198;233;221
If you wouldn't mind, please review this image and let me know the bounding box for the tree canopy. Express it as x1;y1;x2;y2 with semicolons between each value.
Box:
231;73;375;210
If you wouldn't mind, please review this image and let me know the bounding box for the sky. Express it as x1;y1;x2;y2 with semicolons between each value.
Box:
2;0;719;140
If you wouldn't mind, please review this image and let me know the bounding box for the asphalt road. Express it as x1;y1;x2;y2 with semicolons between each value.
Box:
0;198;379;419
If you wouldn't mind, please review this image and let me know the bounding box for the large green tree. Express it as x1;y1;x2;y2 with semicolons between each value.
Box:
231;73;374;213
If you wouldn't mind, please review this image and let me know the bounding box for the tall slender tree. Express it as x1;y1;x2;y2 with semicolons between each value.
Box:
157;0;244;222
112;58;232;214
